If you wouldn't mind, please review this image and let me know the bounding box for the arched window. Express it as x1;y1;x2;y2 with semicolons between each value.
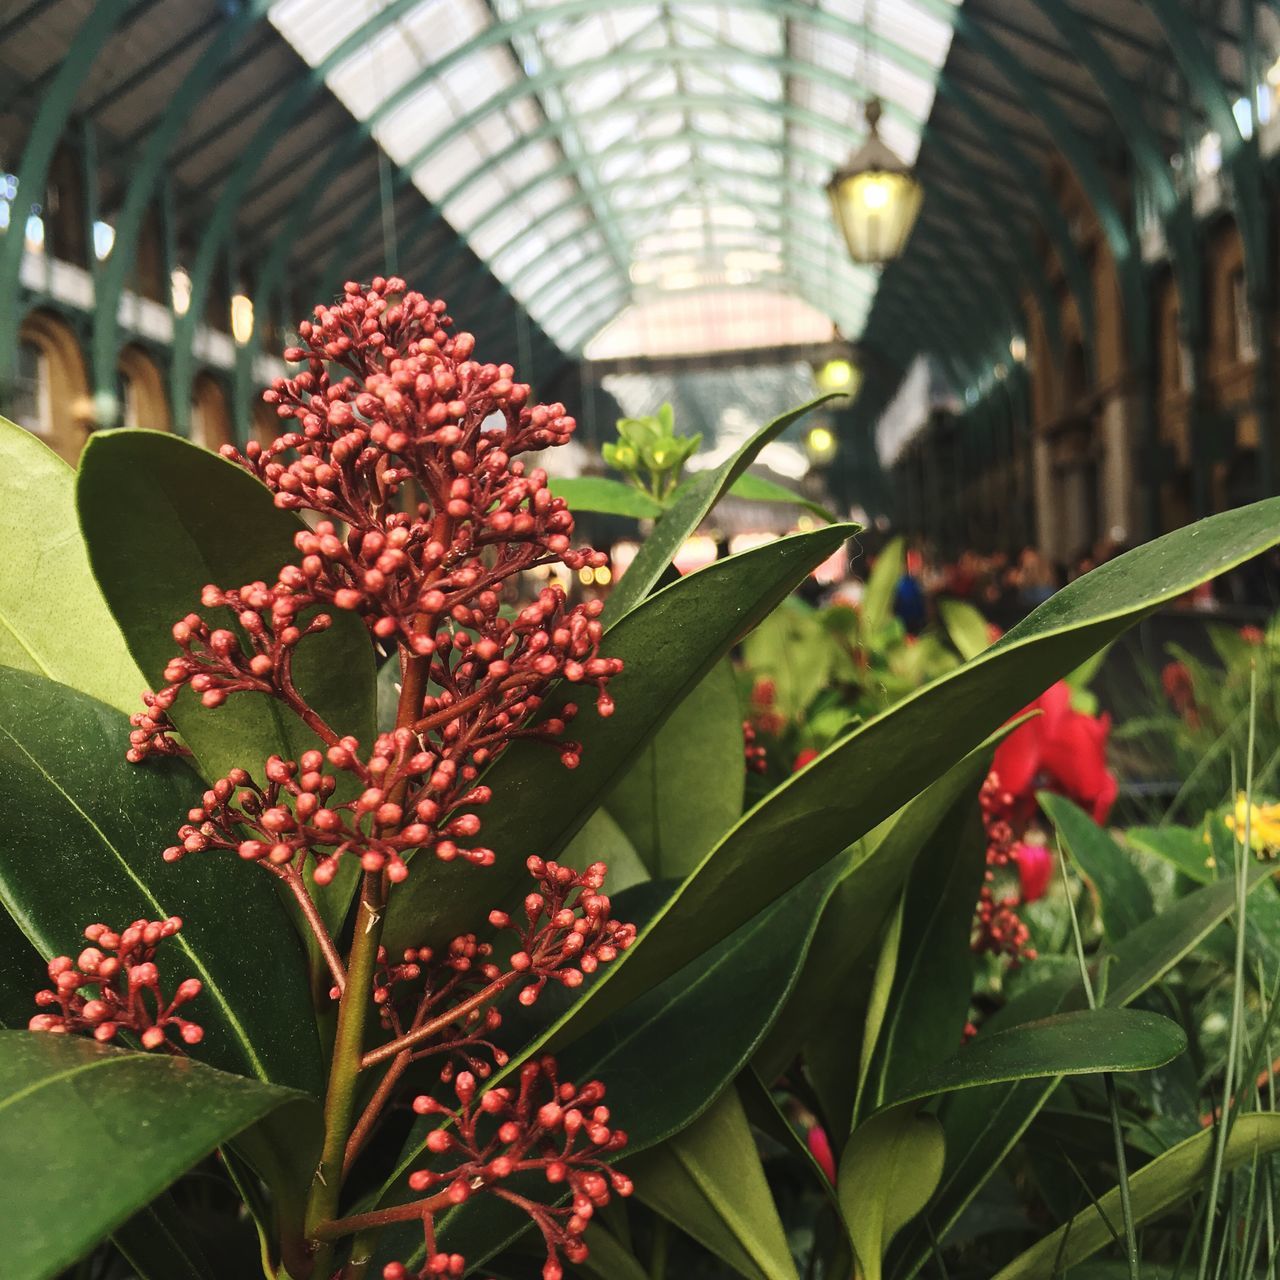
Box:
11;338;52;437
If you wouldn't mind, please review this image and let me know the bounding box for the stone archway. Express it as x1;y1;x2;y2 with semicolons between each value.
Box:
117;344;171;433
190;372;234;450
13;308;94;463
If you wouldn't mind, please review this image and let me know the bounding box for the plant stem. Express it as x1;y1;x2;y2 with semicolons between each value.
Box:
360;971;518;1069
304;869;387;1275
315;1192;452;1241
344;1049;411;1175
303;650;430;1274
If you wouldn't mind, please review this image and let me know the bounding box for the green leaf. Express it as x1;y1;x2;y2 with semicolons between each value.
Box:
0;417;144;713
522;498;1280;1062
728;472;835;522
1123;823;1215;885
859;537;904;639
560;806;652;893
854;893;904;1122
741;599;833;721
889;865;1277;1277
865;792;987;1114
109;1192;219;1280
627;1086;800;1280
605;659;744;879
755;741;996;1135
548;475;665;519
603;394;842;622
883;1008;1186;1109
838;1109;945;1280
75;428;376;786
990;1114;1280;1280
571;1224;652;1280
382;525;853;953
0;667;322;1093
0;1031;319;1280
938;598;991;662
1040;792;1154;941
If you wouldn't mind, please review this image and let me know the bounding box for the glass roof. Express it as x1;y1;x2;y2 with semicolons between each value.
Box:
268;0;958;355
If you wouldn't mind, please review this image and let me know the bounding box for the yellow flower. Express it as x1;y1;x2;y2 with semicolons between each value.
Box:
1224;793;1280;857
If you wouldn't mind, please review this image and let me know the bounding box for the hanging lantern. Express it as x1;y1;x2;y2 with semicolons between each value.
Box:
815;356;862;398
826;99;924;265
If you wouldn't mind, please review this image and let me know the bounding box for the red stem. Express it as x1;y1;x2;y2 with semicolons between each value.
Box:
360;971;519;1069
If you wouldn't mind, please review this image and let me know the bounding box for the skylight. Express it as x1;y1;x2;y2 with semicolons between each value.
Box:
268;0;957;354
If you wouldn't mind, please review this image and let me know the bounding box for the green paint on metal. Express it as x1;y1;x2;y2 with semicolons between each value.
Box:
0;0;133;390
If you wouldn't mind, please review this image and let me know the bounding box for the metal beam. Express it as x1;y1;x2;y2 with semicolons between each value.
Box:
0;0;134;391
92;2;273;427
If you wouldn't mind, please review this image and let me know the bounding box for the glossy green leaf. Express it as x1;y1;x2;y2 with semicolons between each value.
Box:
838;1109;944;1280
110;1193;218;1280
1123;823;1215;885
571;1224;652;1280
0;417;144;713
76;429;376;786
560;806;652;893
938;598;991;661
741;599;832;721
0;1032;319;1280
605;659;744;879
728;472;835;522
859;537;903;639
0;904;43;1030
991;1114;1280;1280
865;792;987;1114
891;862;1278;1276
0;667;322;1092
548;475;664;519
521;498;1280;1061
1040;793;1154;940
854;893;904;1122
883;1008;1185;1109
604;394;842;622
755;742;996;1134
627;1086;800;1280
382;525;853;953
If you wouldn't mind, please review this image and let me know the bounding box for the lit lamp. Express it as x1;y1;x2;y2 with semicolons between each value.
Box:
815;356;862;398
826;99;924;265
806;423;837;464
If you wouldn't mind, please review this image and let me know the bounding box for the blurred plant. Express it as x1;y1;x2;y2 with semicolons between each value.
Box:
602;403;701;504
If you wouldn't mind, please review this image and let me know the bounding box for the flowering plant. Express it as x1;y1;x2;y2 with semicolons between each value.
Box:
3;281;1280;1280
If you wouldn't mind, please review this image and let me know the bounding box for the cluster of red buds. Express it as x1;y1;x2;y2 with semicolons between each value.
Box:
742;720;767;774
357;857;636;1083
110;280;635;1263
748;678;785;737
29;918;203;1050
163;732;495;887
490;857;637;1007
383;1058;631;1280
972;770;1037;964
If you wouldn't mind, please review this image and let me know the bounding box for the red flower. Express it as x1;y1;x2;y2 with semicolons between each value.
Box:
993;681;1117;824
806;1124;837;1183
792;747;819;772
1241;625;1265;645
1014;843;1054;904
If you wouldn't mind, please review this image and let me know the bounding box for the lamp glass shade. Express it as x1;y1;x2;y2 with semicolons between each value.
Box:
827;165;923;265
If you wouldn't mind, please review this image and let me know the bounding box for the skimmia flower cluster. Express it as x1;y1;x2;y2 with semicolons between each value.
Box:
29;918;203;1050
36;279;633;1278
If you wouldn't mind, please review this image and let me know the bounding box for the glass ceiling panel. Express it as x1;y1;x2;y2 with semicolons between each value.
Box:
268;0;955;354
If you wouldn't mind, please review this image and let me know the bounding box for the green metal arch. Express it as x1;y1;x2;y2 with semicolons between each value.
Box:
0;0;134;390
90;0;272;426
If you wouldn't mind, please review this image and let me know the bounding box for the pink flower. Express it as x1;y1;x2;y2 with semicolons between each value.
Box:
807;1124;837;1183
993;681;1117;824
1014;843;1054;903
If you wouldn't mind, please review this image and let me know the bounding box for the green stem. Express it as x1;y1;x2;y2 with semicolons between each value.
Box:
303;870;387;1276
303;650;430;1276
